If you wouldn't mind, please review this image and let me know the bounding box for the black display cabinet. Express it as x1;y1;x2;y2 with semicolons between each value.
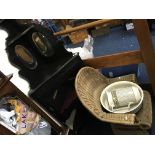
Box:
0;19;84;123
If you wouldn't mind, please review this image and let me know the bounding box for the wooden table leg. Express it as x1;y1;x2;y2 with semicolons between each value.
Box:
133;19;155;95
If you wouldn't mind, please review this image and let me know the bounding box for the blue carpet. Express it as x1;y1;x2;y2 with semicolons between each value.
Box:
67;26;153;83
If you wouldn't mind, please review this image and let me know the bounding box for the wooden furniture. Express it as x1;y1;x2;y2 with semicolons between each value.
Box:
0;20;84;133
54;19;155;95
54;19;117;36
55;19;89;44
1;19;155;135
0;71;69;135
71;19;154;134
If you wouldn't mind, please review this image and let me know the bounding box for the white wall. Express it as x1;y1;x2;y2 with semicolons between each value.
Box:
0;30;29;95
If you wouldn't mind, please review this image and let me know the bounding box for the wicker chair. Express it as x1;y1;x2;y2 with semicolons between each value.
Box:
75;67;152;134
54;19;155;134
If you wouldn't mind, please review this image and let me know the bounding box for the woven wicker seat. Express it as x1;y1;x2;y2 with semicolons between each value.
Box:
75;67;152;132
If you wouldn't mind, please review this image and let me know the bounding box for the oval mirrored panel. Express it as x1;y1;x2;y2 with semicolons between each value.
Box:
15;45;34;64
15;45;37;69
32;32;54;57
